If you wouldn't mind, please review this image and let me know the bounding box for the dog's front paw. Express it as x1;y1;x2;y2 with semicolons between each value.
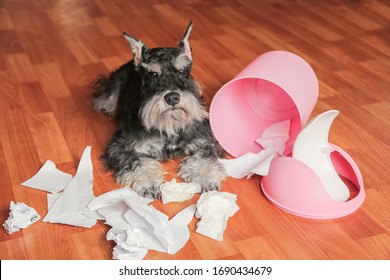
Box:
136;181;162;199
115;158;164;199
178;155;226;194
178;165;223;193
200;181;220;193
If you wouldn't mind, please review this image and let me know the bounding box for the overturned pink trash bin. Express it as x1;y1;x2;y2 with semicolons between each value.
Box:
210;50;319;157
210;51;365;219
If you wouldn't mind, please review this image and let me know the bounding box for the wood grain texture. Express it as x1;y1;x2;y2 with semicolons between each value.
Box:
0;0;389;260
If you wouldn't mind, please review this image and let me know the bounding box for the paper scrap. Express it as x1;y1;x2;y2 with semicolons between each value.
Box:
21;160;73;193
256;119;291;153
218;120;291;178
2;201;40;234
160;178;201;204
108;228;148;260
195;191;239;241
88;187;196;259
88;187;153;229
47;193;61;210
219;148;277;179
42;146;98;228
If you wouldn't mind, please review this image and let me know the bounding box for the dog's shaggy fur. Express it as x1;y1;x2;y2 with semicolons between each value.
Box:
92;22;226;199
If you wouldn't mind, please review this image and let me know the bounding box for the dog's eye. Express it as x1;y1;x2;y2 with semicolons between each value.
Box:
178;69;187;76
147;72;158;79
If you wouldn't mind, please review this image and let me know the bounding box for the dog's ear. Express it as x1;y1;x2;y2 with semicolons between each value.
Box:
123;32;147;66
178;21;193;61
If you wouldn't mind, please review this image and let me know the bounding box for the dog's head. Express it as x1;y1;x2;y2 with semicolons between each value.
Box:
123;21;208;136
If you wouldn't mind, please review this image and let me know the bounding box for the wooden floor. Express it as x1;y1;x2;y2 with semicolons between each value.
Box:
0;0;389;260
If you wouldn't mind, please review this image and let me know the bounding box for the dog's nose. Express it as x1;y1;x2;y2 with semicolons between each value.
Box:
164;92;180;106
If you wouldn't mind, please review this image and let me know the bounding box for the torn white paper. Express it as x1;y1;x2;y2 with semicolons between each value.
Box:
88;187;154;231
21;160;73;193
2;201;40;234
218;148;278;179
88;187;196;259
256;119;291;153
46;193;61;210
195;191;239;241
218;120;291;178
160;178;201;204
42;146;98;228
108;228;148;260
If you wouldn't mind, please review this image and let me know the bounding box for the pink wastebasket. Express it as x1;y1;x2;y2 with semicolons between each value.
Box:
210;51;365;219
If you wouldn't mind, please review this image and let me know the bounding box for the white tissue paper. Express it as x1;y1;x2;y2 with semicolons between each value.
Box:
21;160;73;193
88;187;196;260
2;201;40;234
42;146;98;228
108;228;149;260
218;120;291;178
195;191;239;241
255;119;291;154
160;178;202;204
219;148;277;179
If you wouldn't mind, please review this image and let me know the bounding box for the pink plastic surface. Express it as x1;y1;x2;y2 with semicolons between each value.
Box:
261;144;365;219
210;51;319;157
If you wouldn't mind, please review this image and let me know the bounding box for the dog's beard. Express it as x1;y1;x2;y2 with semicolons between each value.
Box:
140;91;208;136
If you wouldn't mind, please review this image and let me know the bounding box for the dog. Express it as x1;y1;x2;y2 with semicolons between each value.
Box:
92;21;226;199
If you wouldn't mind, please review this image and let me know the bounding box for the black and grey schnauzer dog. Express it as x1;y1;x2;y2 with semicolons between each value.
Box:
92;21;226;199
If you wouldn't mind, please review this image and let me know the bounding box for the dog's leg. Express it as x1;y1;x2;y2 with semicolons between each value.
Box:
178;150;226;193
116;157;164;199
103;133;165;199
